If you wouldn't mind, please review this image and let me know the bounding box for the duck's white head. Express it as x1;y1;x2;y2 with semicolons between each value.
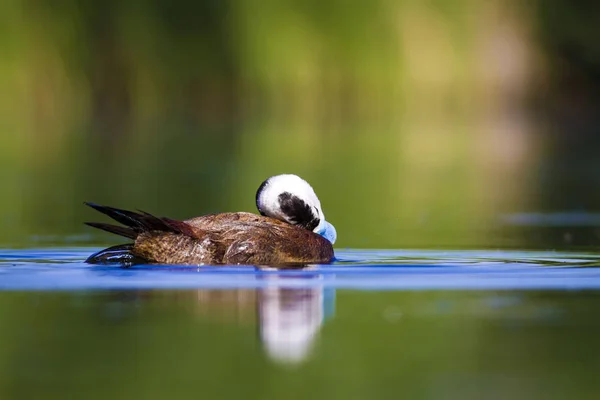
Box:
256;174;337;244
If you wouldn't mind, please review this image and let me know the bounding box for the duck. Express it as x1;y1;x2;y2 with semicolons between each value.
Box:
84;174;337;266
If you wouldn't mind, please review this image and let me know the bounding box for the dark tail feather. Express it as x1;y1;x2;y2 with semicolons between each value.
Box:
85;244;147;265
84;222;137;240
84;202;164;231
84;202;195;238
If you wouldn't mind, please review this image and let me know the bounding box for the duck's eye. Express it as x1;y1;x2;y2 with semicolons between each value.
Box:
278;192;320;231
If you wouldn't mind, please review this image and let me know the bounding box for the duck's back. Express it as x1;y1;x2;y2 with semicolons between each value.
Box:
132;212;334;265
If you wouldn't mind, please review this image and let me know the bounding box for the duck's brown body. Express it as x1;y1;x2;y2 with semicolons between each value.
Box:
85;204;334;266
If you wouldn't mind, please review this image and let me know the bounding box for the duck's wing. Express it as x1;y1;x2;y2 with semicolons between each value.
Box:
185;213;334;265
184;212;290;231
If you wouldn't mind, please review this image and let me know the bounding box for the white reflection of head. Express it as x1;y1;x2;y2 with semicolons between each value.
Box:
259;286;323;364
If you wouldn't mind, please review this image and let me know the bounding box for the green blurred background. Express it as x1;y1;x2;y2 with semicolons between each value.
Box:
2;0;600;249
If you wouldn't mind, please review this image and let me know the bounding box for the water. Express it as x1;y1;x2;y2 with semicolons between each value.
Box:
1;249;600;399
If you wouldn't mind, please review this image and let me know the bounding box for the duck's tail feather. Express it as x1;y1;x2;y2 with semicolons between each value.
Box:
84;222;137;240
84;202;195;239
85;244;147;265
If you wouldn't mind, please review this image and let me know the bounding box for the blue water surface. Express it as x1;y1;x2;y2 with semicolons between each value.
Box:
2;248;600;291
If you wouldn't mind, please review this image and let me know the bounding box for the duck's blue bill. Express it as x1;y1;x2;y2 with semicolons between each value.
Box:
316;221;337;244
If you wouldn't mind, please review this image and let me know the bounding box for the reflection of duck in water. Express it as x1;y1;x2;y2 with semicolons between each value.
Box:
107;283;335;364
259;285;331;363
85;174;337;265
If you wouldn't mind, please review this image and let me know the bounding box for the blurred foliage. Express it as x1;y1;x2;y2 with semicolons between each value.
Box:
0;0;600;248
